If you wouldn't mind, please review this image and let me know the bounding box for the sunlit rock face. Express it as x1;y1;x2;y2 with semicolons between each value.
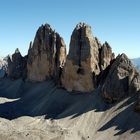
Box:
27;24;66;82
101;53;140;102
62;23;101;92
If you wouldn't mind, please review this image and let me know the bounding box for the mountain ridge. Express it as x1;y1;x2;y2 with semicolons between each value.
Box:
0;22;140;140
0;22;140;108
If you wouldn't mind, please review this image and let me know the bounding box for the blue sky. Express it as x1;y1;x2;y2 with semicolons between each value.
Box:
0;0;139;58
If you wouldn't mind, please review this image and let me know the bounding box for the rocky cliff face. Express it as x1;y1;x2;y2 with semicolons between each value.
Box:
101;53;140;102
62;23;99;92
7;49;27;79
0;58;7;79
26;22;116;93
62;23;114;92
2;22;140;105
99;42;115;71
27;24;66;82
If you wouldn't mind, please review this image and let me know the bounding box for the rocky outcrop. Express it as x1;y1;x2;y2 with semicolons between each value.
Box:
54;33;67;84
101;53;140;102
61;23;115;92
62;23;101;92
2;22;139;99
97;42;115;86
27;24;66;81
133;77;140;112
0;58;7;79
99;42;115;71
27;24;66;82
7;48;27;79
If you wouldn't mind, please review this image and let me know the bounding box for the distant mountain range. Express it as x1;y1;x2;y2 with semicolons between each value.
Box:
131;58;140;71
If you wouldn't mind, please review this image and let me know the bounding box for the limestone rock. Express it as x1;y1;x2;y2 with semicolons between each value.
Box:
99;42;115;71
7;48;27;79
62;22;100;92
97;42;115;86
101;53;140;102
54;33;67;85
27;24;66;82
95;37;102;49
0;58;7;79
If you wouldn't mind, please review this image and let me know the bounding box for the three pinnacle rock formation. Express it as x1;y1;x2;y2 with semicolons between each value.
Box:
2;22;140;110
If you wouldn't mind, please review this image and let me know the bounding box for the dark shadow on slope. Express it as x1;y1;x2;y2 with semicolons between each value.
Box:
0;78;112;120
0;78;24;99
98;95;140;135
0;78;140;135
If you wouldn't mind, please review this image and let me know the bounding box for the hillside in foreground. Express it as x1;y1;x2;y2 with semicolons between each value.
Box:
0;78;140;140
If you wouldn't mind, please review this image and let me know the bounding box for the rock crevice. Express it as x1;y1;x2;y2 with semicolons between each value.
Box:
62;22;115;92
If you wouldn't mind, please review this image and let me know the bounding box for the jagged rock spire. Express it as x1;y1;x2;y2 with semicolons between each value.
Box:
99;41;115;71
7;49;27;79
101;53;140;102
62;22;101;92
15;48;20;54
27;23;66;82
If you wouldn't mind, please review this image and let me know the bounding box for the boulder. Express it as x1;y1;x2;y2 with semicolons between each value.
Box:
27;23;66;82
7;48;27;79
62;22;100;92
101;53;140;102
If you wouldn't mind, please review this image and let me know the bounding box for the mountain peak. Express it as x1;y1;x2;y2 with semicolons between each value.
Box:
15;48;20;54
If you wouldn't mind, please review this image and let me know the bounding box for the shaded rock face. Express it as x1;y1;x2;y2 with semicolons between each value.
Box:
133;76;140;112
0;58;7;79
62;23;101;92
135;91;140;112
54;33;67;84
27;24;66;82
7;49;27;79
99;42;115;71
97;42;115;86
101;53;140;102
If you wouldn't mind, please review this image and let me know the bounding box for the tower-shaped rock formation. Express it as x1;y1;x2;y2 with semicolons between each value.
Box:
7;48;27;79
99;42;115;71
62;23;101;92
27;24;66;82
102;53;140;102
